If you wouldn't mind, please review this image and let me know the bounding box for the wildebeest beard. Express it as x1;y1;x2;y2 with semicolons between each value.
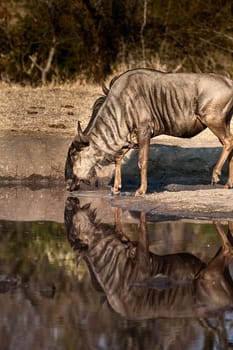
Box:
65;140;97;191
65;131;124;191
65;138;117;191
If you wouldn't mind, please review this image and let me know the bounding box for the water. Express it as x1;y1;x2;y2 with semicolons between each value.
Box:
1;189;233;349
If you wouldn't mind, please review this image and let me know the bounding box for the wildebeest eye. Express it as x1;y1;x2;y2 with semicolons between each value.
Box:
69;148;79;161
71;154;78;161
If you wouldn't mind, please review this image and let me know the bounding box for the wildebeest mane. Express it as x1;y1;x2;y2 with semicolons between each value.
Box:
84;75;120;135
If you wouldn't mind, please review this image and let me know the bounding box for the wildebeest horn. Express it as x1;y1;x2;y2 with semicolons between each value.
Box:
77;121;89;144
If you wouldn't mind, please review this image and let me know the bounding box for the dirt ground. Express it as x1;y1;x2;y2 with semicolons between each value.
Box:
0;82;233;220
0;82;100;136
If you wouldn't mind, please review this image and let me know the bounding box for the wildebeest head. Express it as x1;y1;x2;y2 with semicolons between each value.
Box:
65;122;97;191
64;196;98;251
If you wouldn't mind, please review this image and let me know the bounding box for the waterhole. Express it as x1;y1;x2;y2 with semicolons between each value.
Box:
0;188;233;349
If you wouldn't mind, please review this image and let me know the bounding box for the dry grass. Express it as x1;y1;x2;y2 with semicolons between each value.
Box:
0;81;101;136
1;72;232;138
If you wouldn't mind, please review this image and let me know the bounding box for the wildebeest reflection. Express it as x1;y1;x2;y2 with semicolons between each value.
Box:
65;69;233;195
64;197;233;319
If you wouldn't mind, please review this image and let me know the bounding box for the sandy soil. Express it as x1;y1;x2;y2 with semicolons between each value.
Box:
0;82;233;220
0;82;100;136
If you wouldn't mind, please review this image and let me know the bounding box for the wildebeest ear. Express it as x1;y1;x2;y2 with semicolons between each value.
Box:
102;80;109;95
76;121;89;145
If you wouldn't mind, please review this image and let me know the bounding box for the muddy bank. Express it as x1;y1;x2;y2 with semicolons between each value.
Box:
0;133;114;186
112;188;233;221
0;134;69;183
0;130;227;188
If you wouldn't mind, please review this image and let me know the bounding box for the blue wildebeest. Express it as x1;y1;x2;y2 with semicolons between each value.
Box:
64;197;233;319
65;69;233;195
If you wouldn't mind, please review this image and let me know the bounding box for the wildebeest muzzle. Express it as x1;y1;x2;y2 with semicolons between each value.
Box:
65;173;94;192
66;177;80;192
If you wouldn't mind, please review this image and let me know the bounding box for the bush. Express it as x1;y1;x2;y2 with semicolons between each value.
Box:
0;0;232;85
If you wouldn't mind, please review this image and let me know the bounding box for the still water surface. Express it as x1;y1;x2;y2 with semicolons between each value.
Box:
0;195;233;350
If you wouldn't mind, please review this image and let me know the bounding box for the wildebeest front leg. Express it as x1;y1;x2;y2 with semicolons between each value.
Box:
135;212;150;278
112;149;129;194
114;207;133;244
213;221;232;249
213;221;233;260
135;127;151;196
111;157;122;194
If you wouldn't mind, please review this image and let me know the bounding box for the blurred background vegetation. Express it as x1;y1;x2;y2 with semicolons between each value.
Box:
0;0;232;85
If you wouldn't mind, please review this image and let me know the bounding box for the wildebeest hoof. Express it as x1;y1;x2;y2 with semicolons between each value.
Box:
224;182;233;189
211;170;221;185
211;177;220;185
135;189;146;197
66;179;80;192
111;186;121;195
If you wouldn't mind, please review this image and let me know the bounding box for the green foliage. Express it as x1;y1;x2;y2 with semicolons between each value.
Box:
0;220;81;287
0;0;232;84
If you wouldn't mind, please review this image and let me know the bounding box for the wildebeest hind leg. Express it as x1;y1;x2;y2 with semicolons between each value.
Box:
204;116;233;186
225;151;233;188
211;136;233;186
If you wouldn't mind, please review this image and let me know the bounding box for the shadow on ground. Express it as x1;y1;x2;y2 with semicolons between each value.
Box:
108;144;228;193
